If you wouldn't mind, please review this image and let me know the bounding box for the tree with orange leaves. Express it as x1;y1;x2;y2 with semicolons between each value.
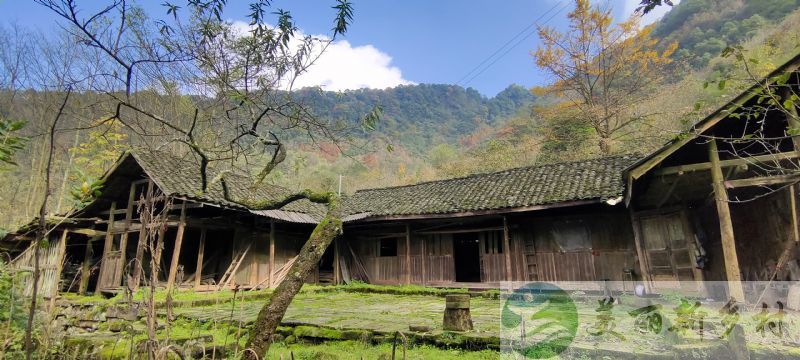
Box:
533;0;678;154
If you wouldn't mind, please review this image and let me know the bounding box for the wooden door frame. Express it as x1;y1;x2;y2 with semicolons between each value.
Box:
633;207;703;294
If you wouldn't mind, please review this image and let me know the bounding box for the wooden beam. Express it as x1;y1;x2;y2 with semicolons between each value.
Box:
78;237;95;295
130;180;153;291
420;236;427;286
49;229;69;308
405;224;411;285
415;227;504;235
96;201;117;292
269;221;275;288
654;151;800;176
356;199;601;222
628;71;795;181
724;174;800;188
791;185;799;243
709;139;745;301
115;181;138;287
70;228;106;237
502;216;512;281
629;209;652;294
656;177;681;208
165;201;187;293
195;228;206;290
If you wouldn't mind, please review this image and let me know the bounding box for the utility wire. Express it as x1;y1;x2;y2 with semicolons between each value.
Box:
454;1;562;86
458;1;568;88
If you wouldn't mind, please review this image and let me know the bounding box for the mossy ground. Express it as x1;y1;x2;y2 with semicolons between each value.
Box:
56;285;800;359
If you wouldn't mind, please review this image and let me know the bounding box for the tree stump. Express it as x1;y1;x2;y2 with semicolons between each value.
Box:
442;294;473;331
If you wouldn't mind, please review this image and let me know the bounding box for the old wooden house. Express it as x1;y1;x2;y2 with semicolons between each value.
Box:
626;53;800;300
5;53;800;301
4;149;640;296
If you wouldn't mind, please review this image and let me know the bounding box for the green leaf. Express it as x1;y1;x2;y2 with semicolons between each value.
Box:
718;80;726;90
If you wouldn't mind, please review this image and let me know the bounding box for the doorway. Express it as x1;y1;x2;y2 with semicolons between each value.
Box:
453;232;481;282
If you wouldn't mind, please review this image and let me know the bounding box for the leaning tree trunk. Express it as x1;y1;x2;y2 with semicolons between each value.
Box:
244;197;342;359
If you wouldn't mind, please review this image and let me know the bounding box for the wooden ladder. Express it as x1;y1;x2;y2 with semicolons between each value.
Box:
217;244;251;291
524;236;538;281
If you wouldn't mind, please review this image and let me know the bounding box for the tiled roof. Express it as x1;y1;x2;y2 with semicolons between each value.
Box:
130;151;326;219
126;150;638;221
344;155;639;218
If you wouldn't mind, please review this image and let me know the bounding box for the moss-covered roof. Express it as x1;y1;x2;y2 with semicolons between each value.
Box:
94;150;638;223
130;151;326;218
344;155;639;218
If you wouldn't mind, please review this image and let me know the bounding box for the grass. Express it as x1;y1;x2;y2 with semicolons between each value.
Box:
57;285;800;358
267;340;500;360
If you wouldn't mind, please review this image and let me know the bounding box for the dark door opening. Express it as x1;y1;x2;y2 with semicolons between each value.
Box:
318;244;335;285
453;233;481;282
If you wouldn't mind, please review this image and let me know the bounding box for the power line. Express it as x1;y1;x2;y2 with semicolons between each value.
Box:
458;1;568;88
454;1;562;86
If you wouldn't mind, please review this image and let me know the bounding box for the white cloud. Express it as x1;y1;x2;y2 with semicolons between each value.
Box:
292;39;414;91
230;21;413;91
622;0;681;26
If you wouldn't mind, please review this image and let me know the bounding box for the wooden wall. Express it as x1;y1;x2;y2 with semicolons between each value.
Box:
731;188;798;281
520;211;636;283
348;210;635;286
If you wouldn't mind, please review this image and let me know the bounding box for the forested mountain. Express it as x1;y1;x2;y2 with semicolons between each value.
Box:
1;0;799;230
293;83;535;151
654;0;800;68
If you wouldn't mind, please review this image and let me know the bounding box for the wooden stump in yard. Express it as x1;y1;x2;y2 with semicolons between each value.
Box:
443;294;473;331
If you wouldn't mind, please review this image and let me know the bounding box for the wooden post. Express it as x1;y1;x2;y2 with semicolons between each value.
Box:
420;236;427;286
790;185;799;243
405;224;412;285
269;220;275;288
249;232;259;286
709;139;745;301
131;180;153;291
115;182;137;286
49;229;69;309
165;201;187;292
96;201;117;292
78;237;95;295
629;209;653;294
333;238;340;285
195;228;206;289
502;216;513;281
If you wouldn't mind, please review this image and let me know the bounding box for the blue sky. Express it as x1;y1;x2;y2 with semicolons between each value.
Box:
0;0;676;96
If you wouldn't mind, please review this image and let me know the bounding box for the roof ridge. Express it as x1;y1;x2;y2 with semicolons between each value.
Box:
354;153;638;193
